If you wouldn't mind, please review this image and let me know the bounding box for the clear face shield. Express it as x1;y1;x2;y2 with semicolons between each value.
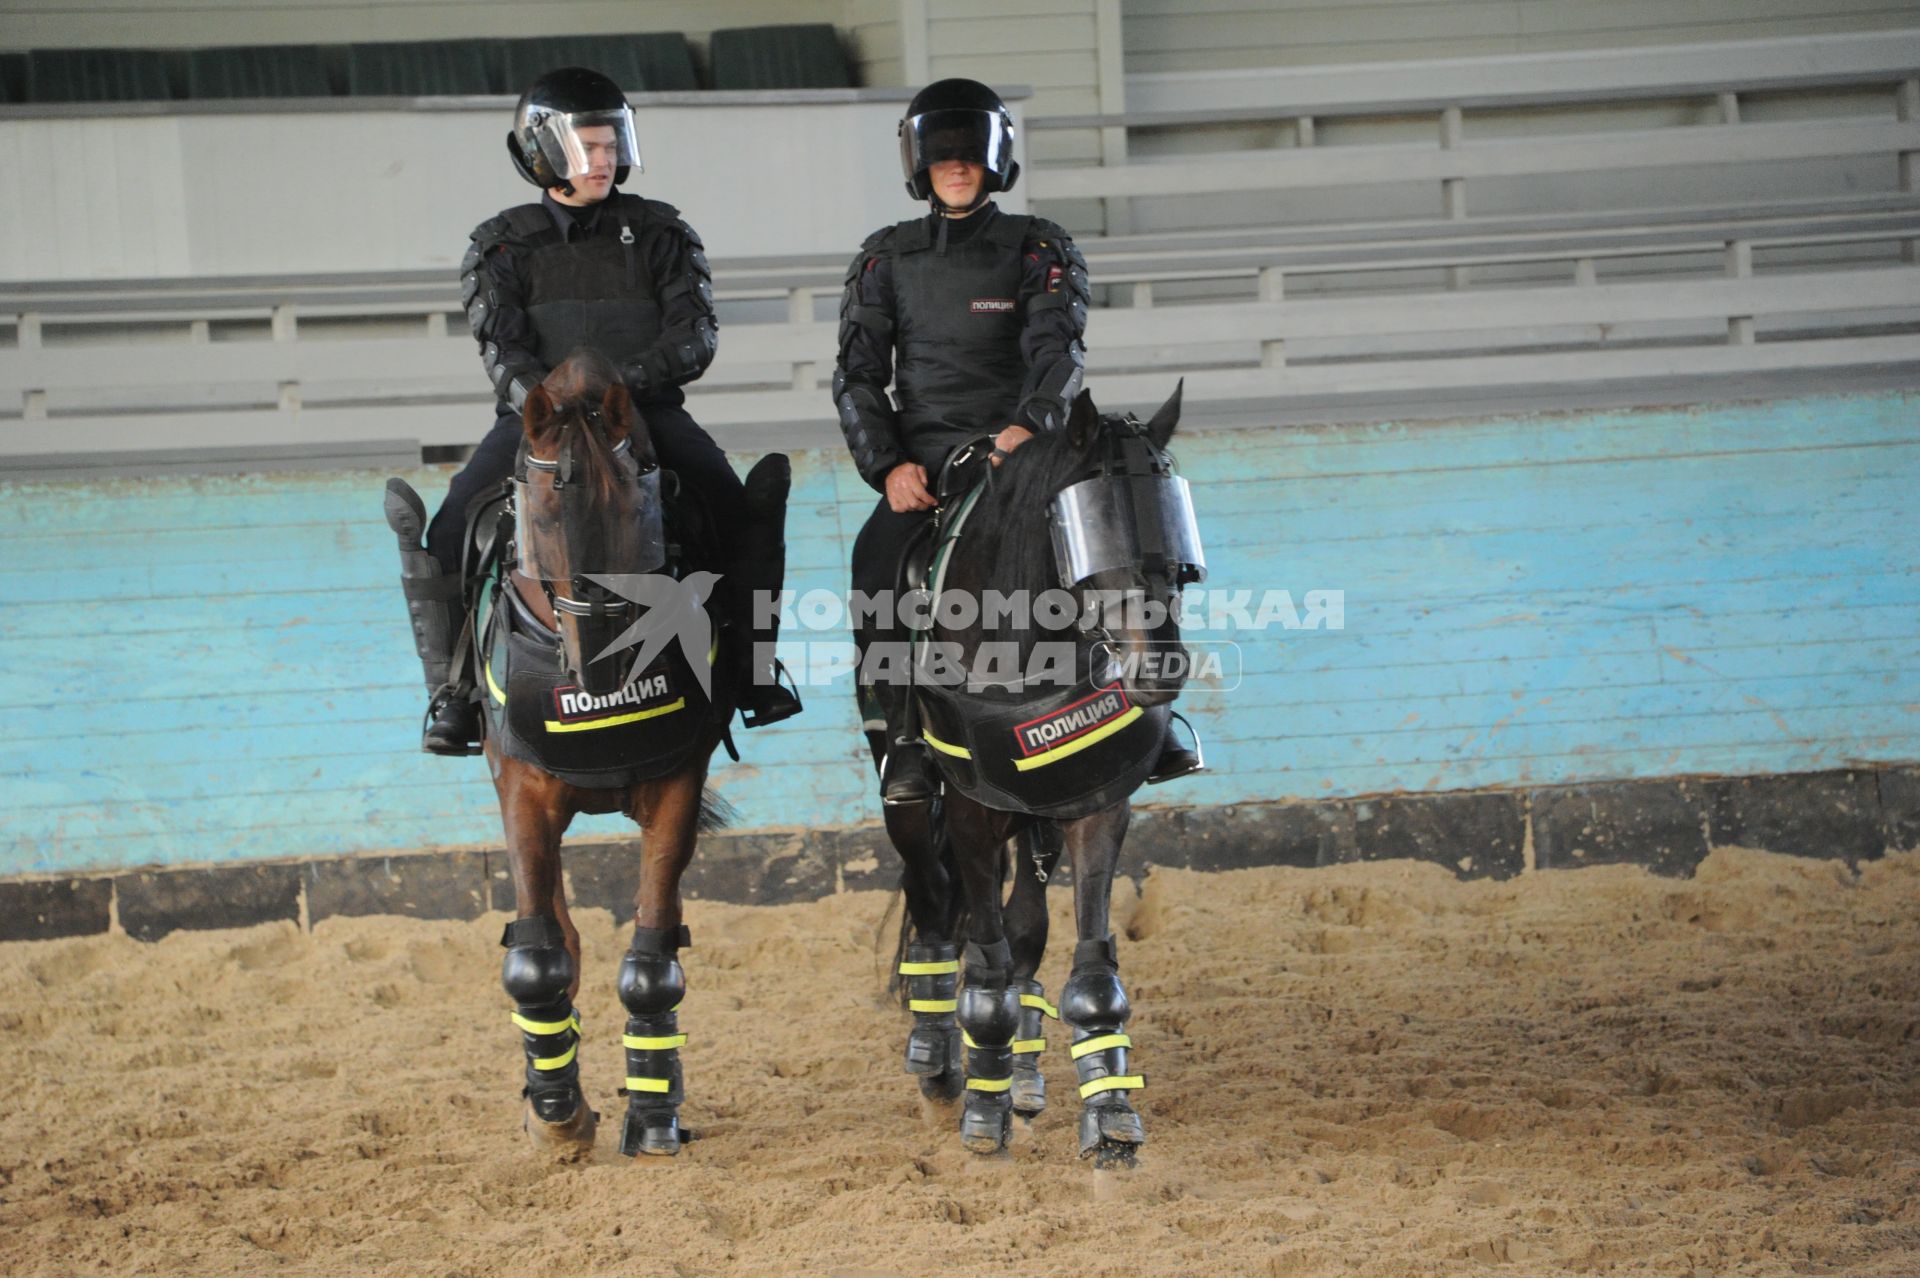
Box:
1049;464;1207;592
530;105;643;181
900;108;1015;183
512;439;665;582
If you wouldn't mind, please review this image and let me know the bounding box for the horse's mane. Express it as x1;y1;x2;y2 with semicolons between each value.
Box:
960;423;1102;607
527;349;640;508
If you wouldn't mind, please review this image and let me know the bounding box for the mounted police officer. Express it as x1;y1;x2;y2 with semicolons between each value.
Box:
834;78;1199;805
398;66;800;755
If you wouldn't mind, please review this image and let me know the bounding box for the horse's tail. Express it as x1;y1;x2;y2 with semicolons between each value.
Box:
697;787;735;835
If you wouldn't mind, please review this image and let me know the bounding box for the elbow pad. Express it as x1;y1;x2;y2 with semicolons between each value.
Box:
1021;343;1087;433
833;371;904;489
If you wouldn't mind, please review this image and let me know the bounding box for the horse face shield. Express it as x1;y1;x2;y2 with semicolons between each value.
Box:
513;442;665;582
1048;440;1206;593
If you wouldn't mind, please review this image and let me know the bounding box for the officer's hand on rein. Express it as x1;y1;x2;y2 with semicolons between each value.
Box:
990;425;1034;466
885;462;937;513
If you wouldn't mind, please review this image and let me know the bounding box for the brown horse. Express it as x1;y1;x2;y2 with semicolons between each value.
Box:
392;350;767;1158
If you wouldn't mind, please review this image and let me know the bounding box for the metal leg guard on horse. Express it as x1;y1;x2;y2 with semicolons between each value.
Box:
1010;979;1057;1117
899;940;962;1099
958;939;1022;1154
501;916;596;1150
1061;935;1146;1166
383;478;480;756
617;924;691;1157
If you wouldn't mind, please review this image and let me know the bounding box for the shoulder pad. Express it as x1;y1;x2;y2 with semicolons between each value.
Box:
471;204;548;252
1021;217;1076;253
633;195;681;223
888;217;934;255
632;196;704;248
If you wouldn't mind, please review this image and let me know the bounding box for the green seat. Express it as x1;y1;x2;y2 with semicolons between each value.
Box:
186;44;332;99
26;48;174;103
1;53;27;104
346;40;494;96
497;32;699;93
708;24;851;90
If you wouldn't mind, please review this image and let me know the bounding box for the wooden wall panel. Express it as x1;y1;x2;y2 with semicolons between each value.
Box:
3;392;1915;876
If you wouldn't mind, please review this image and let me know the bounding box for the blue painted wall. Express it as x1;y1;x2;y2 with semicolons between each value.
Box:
3;392;1916;876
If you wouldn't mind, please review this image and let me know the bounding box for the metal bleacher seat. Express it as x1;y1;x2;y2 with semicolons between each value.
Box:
345;40;494;97
707;24;852;91
185;44;332;99
497;33;700;93
25;48;174;103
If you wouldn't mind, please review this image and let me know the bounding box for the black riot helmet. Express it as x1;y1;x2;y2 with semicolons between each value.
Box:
898;78;1020;206
507;66;643;191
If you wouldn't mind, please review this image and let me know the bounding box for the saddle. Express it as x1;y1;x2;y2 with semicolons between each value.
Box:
899;443;1168;821
463;476;735;789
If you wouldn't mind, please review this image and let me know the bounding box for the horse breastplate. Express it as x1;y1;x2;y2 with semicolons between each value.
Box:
480;573;728;789
917;674;1169;821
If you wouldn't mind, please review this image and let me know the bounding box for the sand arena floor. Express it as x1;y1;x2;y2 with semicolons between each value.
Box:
2;846;1917;1277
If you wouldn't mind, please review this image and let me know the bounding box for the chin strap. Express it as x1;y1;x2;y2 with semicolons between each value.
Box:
929;191;992;255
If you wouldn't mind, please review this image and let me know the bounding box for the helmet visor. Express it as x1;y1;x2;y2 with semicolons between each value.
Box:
532;105;643;180
901;108;1014;179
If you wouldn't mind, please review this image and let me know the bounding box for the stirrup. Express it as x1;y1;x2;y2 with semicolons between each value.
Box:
739;658;803;729
1147;710;1204;784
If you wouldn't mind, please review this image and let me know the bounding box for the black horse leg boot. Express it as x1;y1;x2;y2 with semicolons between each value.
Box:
500;915;595;1150
732;453;803;727
957;939;1021;1154
1009;978;1056;1116
1061;935;1146;1162
899;939;961;1085
384;478;480;755
617;924;691;1156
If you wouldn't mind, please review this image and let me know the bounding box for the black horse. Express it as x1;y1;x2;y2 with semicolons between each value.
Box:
872;385;1204;1166
385;350;790;1158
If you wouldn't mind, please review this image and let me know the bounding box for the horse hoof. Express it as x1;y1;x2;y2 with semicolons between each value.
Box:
1010;1068;1046;1117
1077;1104;1145;1159
620;1108;684;1158
523;1097;597;1159
1092;1139;1140;1172
919;1066;964;1103
960;1099;1012;1155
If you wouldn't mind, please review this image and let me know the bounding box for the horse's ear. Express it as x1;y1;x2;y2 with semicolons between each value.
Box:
523;384;556;441
1065;388;1099;450
1146;379;1183;450
600;378;633;445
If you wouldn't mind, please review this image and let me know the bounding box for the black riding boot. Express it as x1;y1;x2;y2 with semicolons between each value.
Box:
384;478;481;756
731;454;803;728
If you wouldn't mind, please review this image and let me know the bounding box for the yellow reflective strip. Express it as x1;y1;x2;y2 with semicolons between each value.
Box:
1071;1034;1132;1060
1020;994;1059;1019
897;960;960;976
533;1042;577;1071
571;1012;582;1031
1012;1038;1046;1055
543;697;685;734
1013;706;1144;771
512;1012;574;1036
966;1076;1012;1093
622;1033;687;1051
485;660;507;705
909;998;957;1013
1079;1074;1144;1099
961;1030;978;1049
922;729;971;759
626;1076;672;1094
